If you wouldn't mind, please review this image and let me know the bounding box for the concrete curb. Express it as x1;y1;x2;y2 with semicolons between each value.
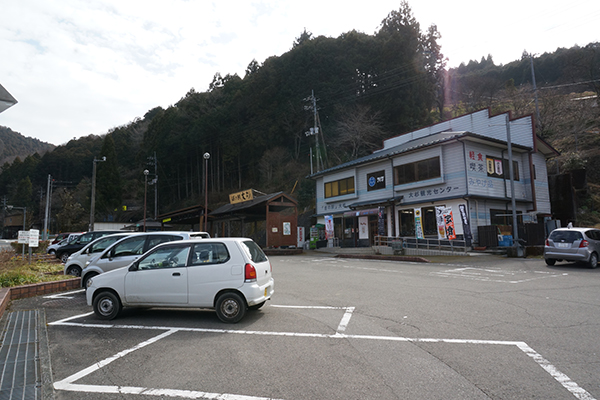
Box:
0;278;81;319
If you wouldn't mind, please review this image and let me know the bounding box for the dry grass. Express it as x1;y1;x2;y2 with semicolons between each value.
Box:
0;250;66;288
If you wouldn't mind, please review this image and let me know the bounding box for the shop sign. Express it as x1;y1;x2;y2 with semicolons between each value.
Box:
343;208;379;217
229;189;253;204
358;216;369;239
325;215;334;239
414;208;424;239
458;204;472;245
367;171;386;191
377;206;386;236
435;206;446;239
405;186;460;200
440;206;456;240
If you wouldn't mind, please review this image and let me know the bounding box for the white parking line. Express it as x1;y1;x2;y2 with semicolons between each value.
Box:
270;305;354;333
431;267;568;283
43;289;85;299
49;309;596;400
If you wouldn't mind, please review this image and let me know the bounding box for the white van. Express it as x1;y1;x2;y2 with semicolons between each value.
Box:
64;232;138;277
80;231;209;288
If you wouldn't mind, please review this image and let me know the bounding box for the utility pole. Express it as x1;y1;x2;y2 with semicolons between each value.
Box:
90;156;106;231
43;175;51;240
304;90;325;172
146;152;159;219
505;114;522;257
530;53;541;132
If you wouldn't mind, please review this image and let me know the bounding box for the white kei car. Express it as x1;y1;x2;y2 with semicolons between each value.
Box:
86;238;274;323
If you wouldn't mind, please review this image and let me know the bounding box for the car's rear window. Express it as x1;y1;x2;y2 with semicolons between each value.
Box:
241;240;268;263
549;230;583;243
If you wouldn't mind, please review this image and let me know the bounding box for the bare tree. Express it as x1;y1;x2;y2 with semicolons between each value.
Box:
332;105;387;162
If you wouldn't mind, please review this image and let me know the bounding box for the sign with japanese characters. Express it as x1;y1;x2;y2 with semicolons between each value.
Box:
367;171;386;191
405;186;459;200
435;206;446;239
458;204;472;245
440;206;456;240
358;216;369;240
414;208;424;239
229;189;253;204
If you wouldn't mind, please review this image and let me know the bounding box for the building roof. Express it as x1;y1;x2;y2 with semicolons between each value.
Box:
0;83;17;114
308;130;533;179
210;191;297;218
308;109;560;179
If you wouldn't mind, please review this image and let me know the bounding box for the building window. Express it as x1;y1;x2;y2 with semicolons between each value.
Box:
485;156;519;181
394;157;441;185
398;207;438;237
324;177;355;198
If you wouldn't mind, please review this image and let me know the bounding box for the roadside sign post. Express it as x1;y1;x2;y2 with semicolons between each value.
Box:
17;230;39;263
17;230;28;260
28;229;39;264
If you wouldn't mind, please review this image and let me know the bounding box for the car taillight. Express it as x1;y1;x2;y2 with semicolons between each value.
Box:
269;261;272;273
545;239;549;246
245;263;257;281
580;240;589;248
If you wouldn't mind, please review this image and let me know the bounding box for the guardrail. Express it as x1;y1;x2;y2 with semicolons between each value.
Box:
374;236;469;254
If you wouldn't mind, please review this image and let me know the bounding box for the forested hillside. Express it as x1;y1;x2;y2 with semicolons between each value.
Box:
0;126;54;166
0;3;599;233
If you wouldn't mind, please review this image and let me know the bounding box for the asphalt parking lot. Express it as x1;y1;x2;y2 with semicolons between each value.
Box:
4;253;600;399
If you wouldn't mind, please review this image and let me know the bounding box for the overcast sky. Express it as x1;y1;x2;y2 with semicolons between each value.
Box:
1;0;598;146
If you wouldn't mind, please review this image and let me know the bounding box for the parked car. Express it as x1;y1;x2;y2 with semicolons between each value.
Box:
80;231;210;288
64;232;138;277
544;227;600;268
55;231;123;263
51;232;83;245
47;238;70;255
86;237;274;323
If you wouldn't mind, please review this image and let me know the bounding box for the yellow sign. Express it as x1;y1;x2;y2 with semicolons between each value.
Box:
162;218;172;223
229;189;254;204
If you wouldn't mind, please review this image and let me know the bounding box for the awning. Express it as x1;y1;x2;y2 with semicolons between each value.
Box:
347;196;403;210
343;208;380;217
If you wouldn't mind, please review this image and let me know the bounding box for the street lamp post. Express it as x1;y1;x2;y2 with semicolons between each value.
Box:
89;156;106;232
203;152;210;232
143;169;149;232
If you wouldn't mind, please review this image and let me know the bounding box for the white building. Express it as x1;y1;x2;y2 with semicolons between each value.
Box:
308;109;559;247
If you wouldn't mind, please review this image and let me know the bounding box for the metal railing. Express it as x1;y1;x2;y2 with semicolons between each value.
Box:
374;235;469;254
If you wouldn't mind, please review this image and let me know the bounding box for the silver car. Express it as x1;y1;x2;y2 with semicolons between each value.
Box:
544;227;600;268
81;231;210;288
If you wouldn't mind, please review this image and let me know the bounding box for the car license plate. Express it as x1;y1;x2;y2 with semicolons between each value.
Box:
556;243;570;248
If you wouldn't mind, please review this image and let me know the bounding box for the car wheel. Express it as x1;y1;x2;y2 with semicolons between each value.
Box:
82;272;98;289
249;301;266;311
66;266;82;277
93;291;122;320
60;252;70;263
588;253;598;269
545;258;556;266
215;292;246;323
